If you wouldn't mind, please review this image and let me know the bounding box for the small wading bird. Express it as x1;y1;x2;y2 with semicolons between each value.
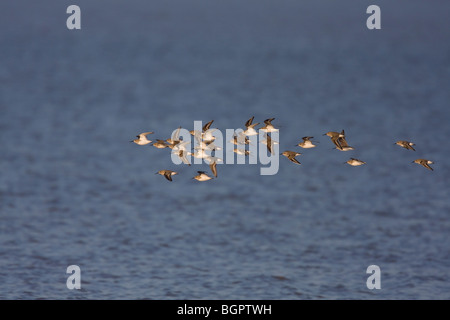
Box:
334;137;354;151
281;151;302;165
156;170;178;181
153;139;169;149
345;158;366;166
193;171;213;181
190;120;217;144
131;132;154;145
395;140;416;151
324;130;347;150
412;159;434;171
243;116;260;136
260;118;279;133
297;136;317;149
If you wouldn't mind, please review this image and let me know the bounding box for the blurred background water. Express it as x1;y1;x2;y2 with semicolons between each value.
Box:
0;0;449;299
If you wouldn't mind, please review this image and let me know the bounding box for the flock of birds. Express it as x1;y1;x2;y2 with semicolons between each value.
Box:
131;117;435;182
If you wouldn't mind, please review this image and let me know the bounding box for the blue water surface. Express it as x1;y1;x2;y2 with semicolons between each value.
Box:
0;0;449;299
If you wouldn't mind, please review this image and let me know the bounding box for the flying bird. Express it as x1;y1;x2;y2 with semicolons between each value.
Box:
260;118;279;133
243;116;260;136
345;158;366;166
297;136;317;149
412;159;434;171
281;151;302;165
153;139;169;149
156;170;178;181
193;171;213;181
131;132;154;145
395;140;416;151
324;130;347;150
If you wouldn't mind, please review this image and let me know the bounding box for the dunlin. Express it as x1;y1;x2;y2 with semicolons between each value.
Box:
131;132;154;145
395;140;415;151
153;139;169;149
324;130;346;150
334;133;353;151
156;170;178;181
189;120;217;144
345;158;366;166
260;118;279;133
191;128;217;144
193;171;213;181
281;151;302;165
243;116;260;136
413;159;434;171
297;136;317;149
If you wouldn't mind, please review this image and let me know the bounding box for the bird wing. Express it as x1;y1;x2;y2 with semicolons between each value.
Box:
172;126;181;142
267;141;273;154
245;116;254;128
331;136;343;149
264;118;275;125
422;162;433;171
338;137;349;148
209;162;217;177
202;120;214;132
163;172;173;181
289;157;301;165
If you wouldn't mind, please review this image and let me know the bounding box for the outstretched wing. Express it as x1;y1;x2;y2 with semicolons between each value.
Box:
290;157;301;165
202;120;214;132
164;172;173;181
245;116;254;128
209;162;218;178
264;118;275;125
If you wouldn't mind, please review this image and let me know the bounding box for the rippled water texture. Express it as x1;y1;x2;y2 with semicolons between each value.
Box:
0;0;449;299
